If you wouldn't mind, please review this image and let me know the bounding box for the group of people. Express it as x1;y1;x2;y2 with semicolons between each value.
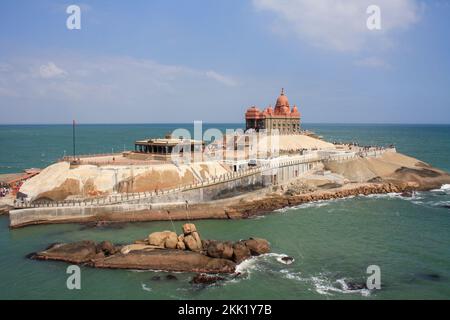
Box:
0;185;10;197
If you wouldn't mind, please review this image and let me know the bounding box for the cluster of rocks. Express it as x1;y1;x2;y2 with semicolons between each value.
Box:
29;223;271;274
135;223;270;264
146;223;202;251
234;182;421;218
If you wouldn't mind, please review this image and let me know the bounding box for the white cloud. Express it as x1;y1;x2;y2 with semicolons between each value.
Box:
38;62;67;79
0;55;239;103
252;0;421;52
205;70;238;86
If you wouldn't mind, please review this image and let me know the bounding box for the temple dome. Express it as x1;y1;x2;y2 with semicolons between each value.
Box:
291;105;300;117
275;88;289;108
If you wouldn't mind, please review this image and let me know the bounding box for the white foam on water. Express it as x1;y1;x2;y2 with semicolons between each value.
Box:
283;273;371;297
275;200;333;213
141;283;152;292
431;184;450;193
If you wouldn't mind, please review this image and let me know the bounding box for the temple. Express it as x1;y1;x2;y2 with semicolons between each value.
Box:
245;89;300;134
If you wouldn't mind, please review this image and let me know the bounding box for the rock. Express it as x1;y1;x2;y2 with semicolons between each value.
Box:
32;241;97;264
344;281;368;291
94;251;105;260
192;231;202;248
151;275;161;281
96;241;115;256
120;244;154;255
164;233;179;249
166;274;178;280
92;249;236;273
201;239;211;251
182;223;197;235
184;232;202;251
232;241;251;263
243;238;270;256
206;241;233;260
190;273;225;285
279;256;294;264
148;231;177;247
176;240;186;250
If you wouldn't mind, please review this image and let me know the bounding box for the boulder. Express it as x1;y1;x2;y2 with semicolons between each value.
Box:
232;241;251;263
206;241;233;260
202;239;211;251
190;273;225;285
164;233;179;249
176;240;186;250
244;238;270;256
182;223;197;235
184;232;202;251
148;231;177;247
96;241;115;256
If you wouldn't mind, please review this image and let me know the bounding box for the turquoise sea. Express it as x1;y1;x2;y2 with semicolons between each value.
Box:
0;123;449;299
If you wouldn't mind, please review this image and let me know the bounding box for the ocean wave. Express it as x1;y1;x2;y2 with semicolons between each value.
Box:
280;271;371;297
275;200;334;213
431;184;450;193
311;276;371;297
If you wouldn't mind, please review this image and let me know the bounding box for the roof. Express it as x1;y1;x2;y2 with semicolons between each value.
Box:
135;138;204;145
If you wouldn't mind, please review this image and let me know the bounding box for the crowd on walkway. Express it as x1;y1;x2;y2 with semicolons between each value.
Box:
0;185;10;197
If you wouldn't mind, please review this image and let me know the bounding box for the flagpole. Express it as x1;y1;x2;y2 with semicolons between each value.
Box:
73;120;76;160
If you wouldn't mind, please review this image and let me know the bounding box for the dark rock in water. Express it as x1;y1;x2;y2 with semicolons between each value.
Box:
166;274;178;280
280;256;294;264
151;275;161;281
190;273;225;285
400;191;413;197
440;204;450;209
344;281;368;291
417;273;441;281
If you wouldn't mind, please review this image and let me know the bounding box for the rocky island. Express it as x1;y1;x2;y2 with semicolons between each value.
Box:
7;90;450;228
30;223;270;274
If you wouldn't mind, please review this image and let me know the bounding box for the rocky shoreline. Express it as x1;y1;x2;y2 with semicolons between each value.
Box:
30;223;271;274
230;181;421;218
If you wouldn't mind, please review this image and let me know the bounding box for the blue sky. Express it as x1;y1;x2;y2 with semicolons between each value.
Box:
0;0;449;124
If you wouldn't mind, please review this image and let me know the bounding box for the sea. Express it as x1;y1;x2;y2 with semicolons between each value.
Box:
0;123;449;299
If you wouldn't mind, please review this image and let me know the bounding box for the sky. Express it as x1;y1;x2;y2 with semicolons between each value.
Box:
0;0;450;124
